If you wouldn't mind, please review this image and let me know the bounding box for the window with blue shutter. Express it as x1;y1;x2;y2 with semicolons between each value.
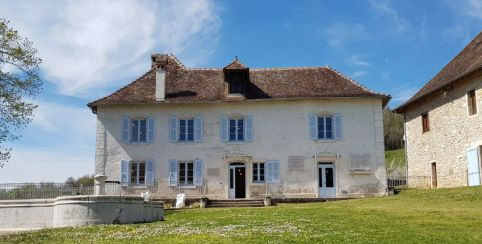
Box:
309;113;317;140
169;159;178;186
194;159;203;186
169;116;178;142
121;160;129;186
266;160;280;183
194;115;203;142
179;119;194;142
121;117;130;143
245;115;254;141
334;113;342;139
146;160;154;185
147;117;155;143
220;116;229;142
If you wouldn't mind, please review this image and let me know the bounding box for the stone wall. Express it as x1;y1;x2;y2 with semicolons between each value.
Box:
0;196;164;231
404;70;482;188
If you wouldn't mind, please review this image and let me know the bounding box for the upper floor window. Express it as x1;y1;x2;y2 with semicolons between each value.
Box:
130;161;146;184
121;117;155;144
253;162;265;183
422;112;429;133
179;119;194;142
220;115;253;142
317;116;334;139
229;119;244;141
468;89;477;115
169;115;203;143
226;71;247;94
131;119;147;143
178;161;194;186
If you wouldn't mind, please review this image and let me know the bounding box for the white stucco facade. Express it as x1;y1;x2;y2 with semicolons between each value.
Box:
95;98;387;199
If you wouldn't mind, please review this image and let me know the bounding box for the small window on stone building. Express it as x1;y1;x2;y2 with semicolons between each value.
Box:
421;113;429;133
468;89;477;115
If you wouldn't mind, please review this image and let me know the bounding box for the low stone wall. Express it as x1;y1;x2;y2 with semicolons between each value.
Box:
0;195;164;231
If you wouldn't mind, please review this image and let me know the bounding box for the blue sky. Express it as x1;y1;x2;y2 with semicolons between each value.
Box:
0;0;481;182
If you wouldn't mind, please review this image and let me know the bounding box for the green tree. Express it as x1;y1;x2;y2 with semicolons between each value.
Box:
0;19;42;167
65;174;95;187
383;108;404;150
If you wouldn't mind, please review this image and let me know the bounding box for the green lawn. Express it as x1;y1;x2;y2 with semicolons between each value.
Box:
2;187;482;243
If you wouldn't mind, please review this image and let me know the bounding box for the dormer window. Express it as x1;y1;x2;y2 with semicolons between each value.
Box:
223;57;249;95
227;71;247;94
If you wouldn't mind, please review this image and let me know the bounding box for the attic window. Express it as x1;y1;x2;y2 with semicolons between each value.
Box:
226;71;247;94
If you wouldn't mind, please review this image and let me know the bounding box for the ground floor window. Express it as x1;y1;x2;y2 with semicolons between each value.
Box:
179;161;194;186
253;162;265;183
130;161;146;184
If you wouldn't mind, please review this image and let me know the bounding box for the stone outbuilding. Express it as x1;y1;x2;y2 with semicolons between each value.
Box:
395;31;482;188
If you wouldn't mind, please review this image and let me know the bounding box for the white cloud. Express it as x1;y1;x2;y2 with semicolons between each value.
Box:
368;0;410;32
351;71;368;78
346;55;371;67
0;0;220;97
466;0;482;20
323;22;367;47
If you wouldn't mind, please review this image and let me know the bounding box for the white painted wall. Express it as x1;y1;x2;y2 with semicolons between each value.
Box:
95;98;386;199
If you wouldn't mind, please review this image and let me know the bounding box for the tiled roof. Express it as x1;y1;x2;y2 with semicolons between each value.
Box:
395;31;482;113
88;54;390;111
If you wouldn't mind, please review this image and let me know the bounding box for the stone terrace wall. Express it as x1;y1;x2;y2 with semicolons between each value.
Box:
404;70;482;188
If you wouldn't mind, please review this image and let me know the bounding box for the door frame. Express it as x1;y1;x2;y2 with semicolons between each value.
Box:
229;162;246;199
318;162;336;198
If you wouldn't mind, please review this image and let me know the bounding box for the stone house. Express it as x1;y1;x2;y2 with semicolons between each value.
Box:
395;32;482;188
88;54;390;199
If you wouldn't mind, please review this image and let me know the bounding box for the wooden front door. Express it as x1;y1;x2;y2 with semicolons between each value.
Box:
229;163;246;199
318;163;336;198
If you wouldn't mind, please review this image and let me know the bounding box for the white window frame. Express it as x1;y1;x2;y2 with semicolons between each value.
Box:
130;161;146;185
253;162;265;183
131;119;147;143
229;118;245;142
178;161;194;186
317;115;334;140
179;118;195;142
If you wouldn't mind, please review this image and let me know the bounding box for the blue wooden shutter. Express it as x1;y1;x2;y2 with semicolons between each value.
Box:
266;160;280;183
245;115;254;141
169;159;178;186
309;113;317;140
194;115;203;142
194;159;203;186
121;160;129;186
334;113;343;139
220;116;228;142
467;147;481;186
121;117;130;143
146;159;155;185
147;117;155;143
266;161;273;183
169;116;178;142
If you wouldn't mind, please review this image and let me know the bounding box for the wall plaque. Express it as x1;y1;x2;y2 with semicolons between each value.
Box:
288;156;305;171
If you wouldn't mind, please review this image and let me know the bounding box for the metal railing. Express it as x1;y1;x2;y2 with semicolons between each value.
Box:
0;183;94;200
0;180;207;200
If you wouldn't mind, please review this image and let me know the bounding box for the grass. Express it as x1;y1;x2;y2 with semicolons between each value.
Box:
385;148;406;170
2;187;482;243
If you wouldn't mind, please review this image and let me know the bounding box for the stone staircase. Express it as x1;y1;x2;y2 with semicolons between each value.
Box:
207;199;265;208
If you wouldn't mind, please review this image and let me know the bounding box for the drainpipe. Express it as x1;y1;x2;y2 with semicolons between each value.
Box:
403;114;409;184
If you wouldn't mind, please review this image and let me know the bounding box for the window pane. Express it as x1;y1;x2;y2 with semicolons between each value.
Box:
187;162;194;185
259;163;265;182
179;163;186;184
179;120;186;141
138;162;145;184
325;168;334;187
230;168;234;188
131;120;139;142
187;119;194;141
253;163;258;182
229;119;237;141
326;117;333;139
139;119;147;142
237;119;244;141
318;117;325;139
130;162;137;183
